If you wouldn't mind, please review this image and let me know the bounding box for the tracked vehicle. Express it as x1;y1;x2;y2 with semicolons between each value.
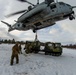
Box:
25;41;62;56
25;40;40;53
44;42;62;56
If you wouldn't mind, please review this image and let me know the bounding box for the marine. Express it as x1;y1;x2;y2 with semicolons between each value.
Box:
10;43;19;65
25;42;31;54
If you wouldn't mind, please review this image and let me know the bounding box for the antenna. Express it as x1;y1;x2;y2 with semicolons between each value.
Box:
18;0;35;6
37;0;39;4
25;0;35;6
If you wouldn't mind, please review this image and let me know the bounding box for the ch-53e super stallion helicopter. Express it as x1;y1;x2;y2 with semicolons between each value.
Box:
1;0;76;33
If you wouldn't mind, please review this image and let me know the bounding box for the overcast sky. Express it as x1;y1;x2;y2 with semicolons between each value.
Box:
0;0;76;44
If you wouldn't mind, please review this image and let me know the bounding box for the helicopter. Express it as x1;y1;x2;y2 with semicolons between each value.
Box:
1;0;76;33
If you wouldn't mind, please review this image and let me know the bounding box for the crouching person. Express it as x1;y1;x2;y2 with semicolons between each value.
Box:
10;43;19;66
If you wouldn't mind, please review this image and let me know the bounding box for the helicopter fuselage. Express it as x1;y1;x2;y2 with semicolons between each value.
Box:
6;2;76;32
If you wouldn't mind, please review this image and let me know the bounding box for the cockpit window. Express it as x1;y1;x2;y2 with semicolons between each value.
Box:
50;4;56;9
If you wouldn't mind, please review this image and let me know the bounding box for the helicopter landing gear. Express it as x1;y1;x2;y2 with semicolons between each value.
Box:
69;15;75;20
69;13;75;20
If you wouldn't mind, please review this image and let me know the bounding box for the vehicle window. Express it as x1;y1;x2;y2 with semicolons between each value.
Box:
55;44;58;47
56;44;60;47
48;44;52;46
50;4;56;9
40;46;45;50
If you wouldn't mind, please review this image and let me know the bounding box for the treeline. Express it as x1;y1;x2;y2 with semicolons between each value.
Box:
0;39;26;44
62;44;76;49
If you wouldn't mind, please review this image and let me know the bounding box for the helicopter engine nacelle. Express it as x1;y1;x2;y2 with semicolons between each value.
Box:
15;23;23;28
15;22;26;29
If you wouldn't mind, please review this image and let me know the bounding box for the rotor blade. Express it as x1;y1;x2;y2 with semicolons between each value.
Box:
1;21;11;27
72;6;76;8
6;9;27;18
17;0;35;6
17;0;26;2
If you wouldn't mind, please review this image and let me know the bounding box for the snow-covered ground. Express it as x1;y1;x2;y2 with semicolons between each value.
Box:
0;44;76;75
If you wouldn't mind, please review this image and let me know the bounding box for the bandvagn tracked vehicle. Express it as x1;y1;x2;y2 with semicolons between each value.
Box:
25;41;62;56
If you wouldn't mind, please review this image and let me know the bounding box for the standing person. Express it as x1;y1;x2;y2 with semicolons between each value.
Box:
24;44;26;50
19;44;22;54
25;43;30;54
10;43;19;66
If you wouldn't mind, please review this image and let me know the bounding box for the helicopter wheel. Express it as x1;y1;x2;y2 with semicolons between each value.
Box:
69;15;75;20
